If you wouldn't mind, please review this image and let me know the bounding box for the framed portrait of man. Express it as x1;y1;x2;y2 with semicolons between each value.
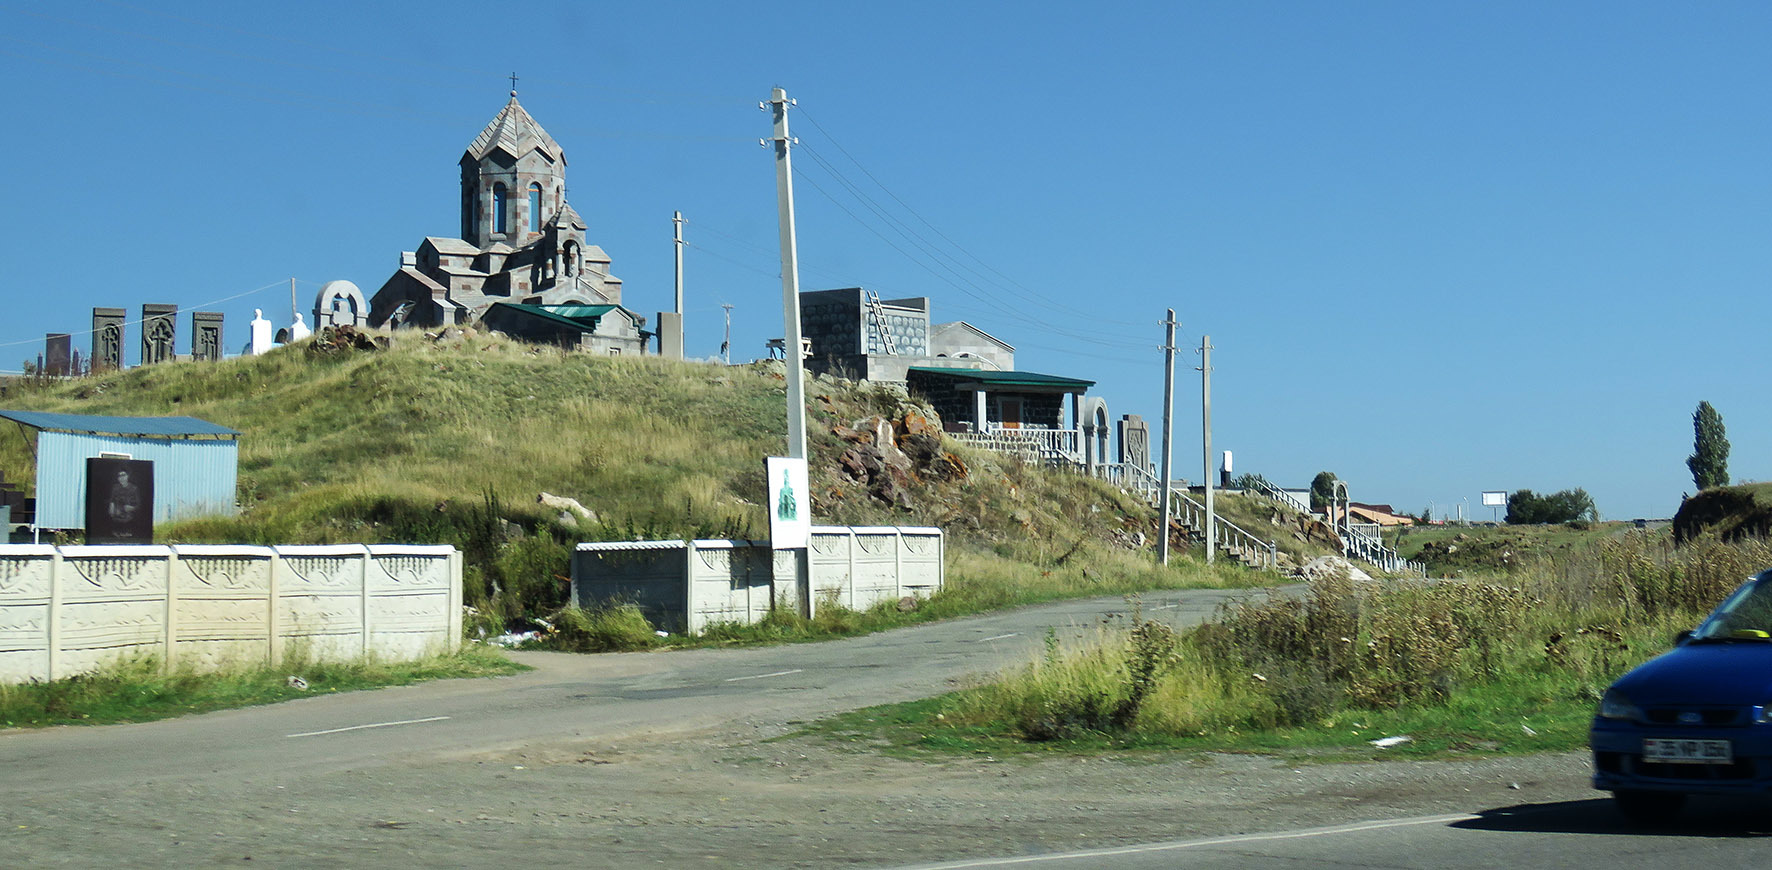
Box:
86;457;153;544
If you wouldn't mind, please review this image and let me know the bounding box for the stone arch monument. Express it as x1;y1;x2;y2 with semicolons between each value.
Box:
313;280;369;329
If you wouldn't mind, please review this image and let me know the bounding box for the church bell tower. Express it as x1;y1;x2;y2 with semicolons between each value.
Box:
459;89;568;248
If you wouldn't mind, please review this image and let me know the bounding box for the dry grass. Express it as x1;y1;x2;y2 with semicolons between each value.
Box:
943;530;1772;744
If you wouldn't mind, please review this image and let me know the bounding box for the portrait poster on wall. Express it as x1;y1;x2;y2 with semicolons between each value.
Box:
85;457;153;544
765;456;810;549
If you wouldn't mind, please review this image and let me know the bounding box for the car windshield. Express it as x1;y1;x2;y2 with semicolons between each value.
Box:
1693;576;1772;640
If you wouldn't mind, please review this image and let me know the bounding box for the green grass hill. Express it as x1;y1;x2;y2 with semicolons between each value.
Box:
0;330;1232;630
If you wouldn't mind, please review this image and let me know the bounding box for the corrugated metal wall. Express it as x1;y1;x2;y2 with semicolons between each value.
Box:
35;433;238;528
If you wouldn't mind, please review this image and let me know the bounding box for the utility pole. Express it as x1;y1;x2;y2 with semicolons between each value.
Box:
1157;309;1178;566
1199;335;1215;564
289;278;298;326
673;211;685;317
720;303;734;365
764;87;808;461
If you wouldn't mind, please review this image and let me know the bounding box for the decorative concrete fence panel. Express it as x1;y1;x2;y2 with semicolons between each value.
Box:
573;527;944;635
807;526;943;611
685;540;776;631
0;544;462;684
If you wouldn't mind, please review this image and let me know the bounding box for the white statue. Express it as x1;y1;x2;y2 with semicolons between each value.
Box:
290;313;311;342
249;309;273;355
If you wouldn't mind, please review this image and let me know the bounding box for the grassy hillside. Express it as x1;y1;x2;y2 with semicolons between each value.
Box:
1392;521;1640;575
1672;483;1772;543
0;331;1229;628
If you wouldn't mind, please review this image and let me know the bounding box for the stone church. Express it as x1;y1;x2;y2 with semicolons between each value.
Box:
367;92;647;354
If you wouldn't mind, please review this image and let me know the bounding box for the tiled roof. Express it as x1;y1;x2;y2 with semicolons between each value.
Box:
464;95;564;163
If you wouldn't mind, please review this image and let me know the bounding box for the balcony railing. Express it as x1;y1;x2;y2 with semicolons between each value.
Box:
946;426;1082;465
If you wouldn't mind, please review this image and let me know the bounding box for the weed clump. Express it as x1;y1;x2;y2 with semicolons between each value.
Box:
547;605;660;652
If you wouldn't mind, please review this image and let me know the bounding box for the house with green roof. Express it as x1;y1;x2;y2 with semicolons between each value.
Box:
796;288;1110;470
480;302;648;355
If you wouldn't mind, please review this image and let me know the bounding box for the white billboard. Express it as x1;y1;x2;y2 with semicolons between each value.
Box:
766;456;811;549
1481;491;1507;507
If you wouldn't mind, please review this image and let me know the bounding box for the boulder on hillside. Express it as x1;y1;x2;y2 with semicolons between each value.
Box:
1292;555;1377;585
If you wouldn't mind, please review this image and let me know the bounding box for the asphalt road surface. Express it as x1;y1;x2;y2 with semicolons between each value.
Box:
3;586;1751;868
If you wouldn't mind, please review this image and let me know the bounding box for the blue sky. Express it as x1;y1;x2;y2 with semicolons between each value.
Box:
3;0;1767;521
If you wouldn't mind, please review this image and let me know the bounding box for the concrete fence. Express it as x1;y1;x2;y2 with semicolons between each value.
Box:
572;526;944;634
0;544;463;684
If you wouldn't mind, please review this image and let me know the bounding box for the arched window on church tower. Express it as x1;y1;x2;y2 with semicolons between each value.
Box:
493;183;508;235
528;183;542;233
564;240;578;277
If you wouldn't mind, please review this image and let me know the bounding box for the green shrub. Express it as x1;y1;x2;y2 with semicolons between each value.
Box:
548;605;660;652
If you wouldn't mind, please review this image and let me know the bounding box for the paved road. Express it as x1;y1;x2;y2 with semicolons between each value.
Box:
0;588;1252;793
895;795;1772;869
6;584;1728;869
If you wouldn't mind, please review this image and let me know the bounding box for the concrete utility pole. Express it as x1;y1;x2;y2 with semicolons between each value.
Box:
764;87;808;461
720;303;734;365
1199;335;1215;564
1158;310;1179;566
673;211;685;318
289;278;298;327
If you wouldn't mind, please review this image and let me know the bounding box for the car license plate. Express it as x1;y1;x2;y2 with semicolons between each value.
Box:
1643;738;1732;764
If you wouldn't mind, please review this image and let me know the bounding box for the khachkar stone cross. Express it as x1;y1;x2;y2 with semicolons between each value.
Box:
192;311;223;362
1118;414;1151;470
92;308;124;371
141;304;177;365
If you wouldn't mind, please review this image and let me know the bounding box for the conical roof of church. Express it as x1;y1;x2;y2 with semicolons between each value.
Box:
464;92;565;163
552;199;586;230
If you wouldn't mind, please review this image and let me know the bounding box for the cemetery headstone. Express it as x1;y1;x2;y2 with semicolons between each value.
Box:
192;311;223;362
91;307;125;371
1118;414;1151;470
141;304;177;365
250;309;272;355
44;334;70;377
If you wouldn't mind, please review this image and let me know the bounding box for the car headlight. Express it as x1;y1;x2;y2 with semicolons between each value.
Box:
1598;687;1642;721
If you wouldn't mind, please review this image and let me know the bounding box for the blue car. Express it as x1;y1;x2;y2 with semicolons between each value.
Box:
1591;569;1772;820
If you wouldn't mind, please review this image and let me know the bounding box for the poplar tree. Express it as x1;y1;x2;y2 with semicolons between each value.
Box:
1687;401;1730;491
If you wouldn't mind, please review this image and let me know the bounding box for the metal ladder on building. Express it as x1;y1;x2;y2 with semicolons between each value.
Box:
864;290;899;355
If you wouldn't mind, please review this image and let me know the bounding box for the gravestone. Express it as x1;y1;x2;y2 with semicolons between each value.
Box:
191;311;223;362
249;309;272;355
141;304;177;365
1117;414;1151;470
313;280;369;329
44;334;70;377
92;307;125;371
289;313;311;342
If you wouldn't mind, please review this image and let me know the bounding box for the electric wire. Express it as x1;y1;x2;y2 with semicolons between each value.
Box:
797;141;1131;339
795;105;1144;329
682;234;1150;365
790;162;1133;349
0;279;291;350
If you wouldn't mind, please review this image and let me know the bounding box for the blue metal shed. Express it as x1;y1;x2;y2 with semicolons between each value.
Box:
0;411;240;529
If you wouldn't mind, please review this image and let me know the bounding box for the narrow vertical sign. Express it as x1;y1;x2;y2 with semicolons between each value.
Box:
766;456;811;549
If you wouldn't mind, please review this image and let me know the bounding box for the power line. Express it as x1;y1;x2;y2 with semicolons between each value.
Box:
795;106;1144;329
0;279;289;350
790;162;1133;349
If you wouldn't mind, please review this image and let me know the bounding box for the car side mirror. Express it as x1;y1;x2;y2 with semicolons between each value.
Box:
1673;629;1694;646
